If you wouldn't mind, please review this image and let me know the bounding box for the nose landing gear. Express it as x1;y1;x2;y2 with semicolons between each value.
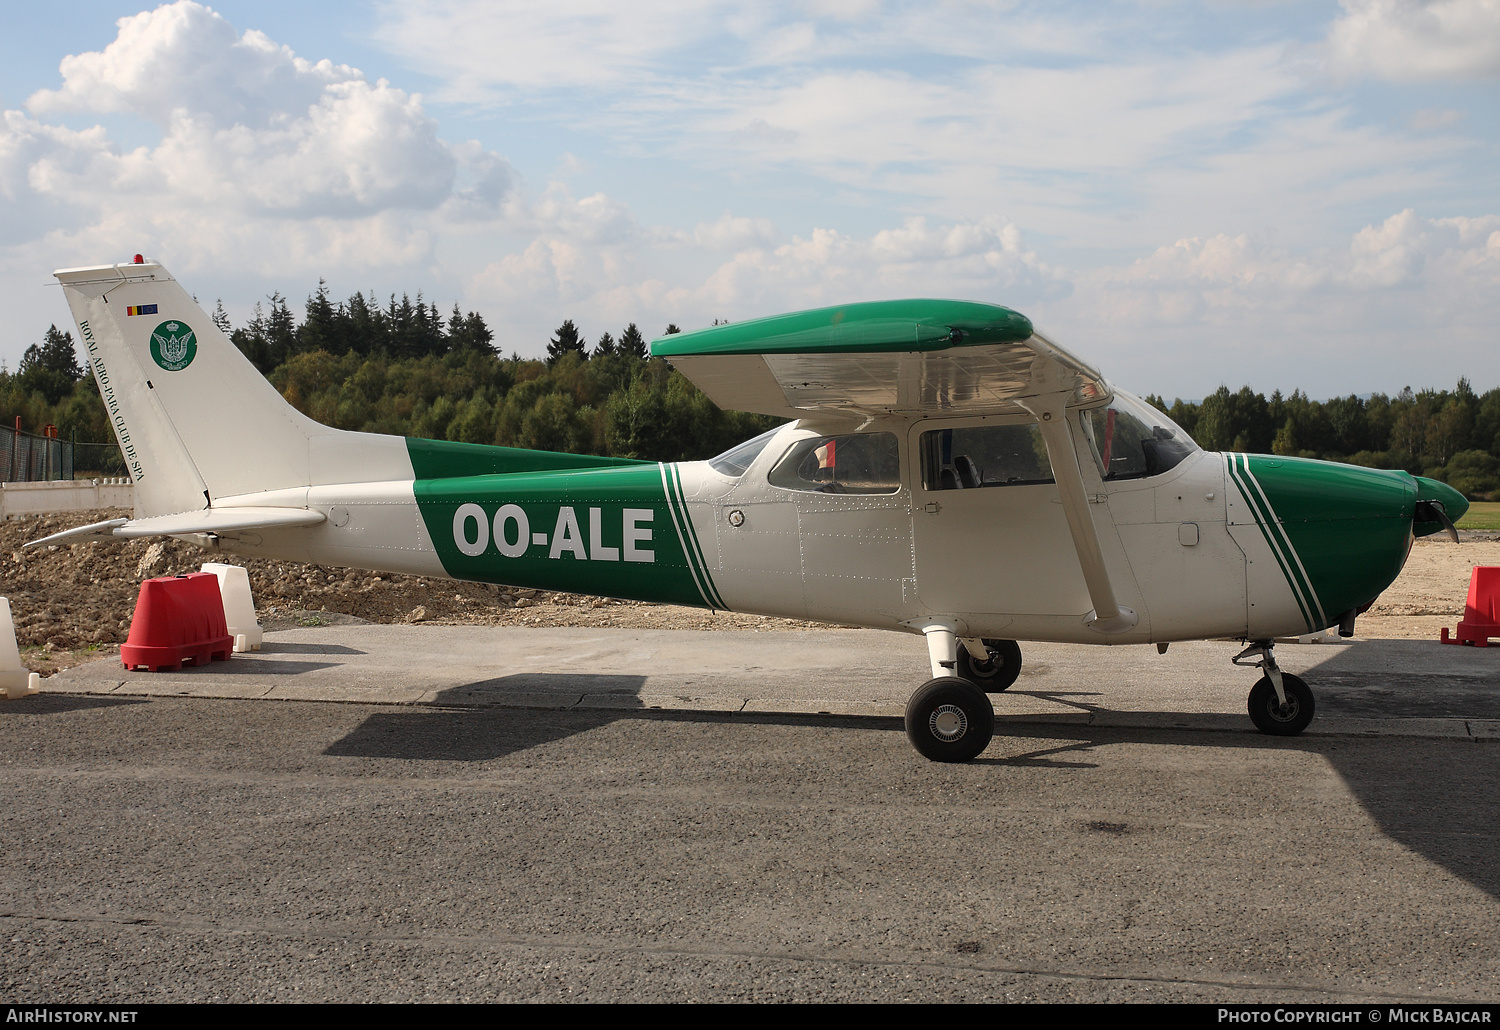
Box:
1233;641;1316;736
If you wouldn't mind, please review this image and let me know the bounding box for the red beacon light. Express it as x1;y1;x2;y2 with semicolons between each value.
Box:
133;254;144;263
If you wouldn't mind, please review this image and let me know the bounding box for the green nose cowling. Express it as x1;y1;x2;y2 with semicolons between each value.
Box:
1413;476;1470;537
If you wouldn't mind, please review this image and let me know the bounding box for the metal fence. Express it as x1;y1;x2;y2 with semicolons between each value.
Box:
1;424;74;482
72;439;128;477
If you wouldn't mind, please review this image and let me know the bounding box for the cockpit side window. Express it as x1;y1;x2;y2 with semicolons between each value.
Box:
768;432;901;494
919;424;1055;491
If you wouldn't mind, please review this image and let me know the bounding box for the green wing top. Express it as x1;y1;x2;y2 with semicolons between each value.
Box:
652;299;1108;420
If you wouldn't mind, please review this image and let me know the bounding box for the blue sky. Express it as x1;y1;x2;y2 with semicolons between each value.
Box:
1;0;1497;400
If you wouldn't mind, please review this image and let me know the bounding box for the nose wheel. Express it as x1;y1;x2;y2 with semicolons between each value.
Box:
1234;641;1316;736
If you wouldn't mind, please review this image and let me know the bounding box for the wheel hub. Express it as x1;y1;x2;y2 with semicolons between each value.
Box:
1268;696;1300;722
930;704;968;740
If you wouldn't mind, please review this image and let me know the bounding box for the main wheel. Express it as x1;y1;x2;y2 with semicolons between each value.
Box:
955;638;1023;692
905;676;996;762
1247;673;1315;736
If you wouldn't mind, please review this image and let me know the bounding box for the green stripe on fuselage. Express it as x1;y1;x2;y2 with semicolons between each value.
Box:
412;462;709;607
664;463;727;610
406;436;648;480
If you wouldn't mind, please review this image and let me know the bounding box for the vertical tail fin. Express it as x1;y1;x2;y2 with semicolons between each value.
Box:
56;260;411;516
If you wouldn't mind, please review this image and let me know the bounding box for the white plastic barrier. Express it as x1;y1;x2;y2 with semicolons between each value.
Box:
0;598;41;699
200;562;263;652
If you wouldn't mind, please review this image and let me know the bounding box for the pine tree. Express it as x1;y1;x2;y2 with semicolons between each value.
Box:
264;292;298;366
619;323;647;360
412;293;447;357
16;325;84;404
594;331;617;358
299;280;336;354
547;320;588;364
211;300;232;336
444;305;496;355
232;301;272;371
345;291;383;355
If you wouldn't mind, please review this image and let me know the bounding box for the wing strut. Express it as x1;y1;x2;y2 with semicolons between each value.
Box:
1022;392;1138;635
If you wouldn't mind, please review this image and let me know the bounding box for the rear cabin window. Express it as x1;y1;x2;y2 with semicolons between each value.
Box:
768;433;901;494
920;424;1054;491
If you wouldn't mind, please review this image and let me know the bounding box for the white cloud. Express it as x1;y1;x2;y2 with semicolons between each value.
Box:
1408;107;1465;130
370;0;723;98
1047;210;1500;395
465;213;1065;345
1327;0;1500;81
28;2;362;126
0;0;519;290
690;212;781;249
1091;209;1500;303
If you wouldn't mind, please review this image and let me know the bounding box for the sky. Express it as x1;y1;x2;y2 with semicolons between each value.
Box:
0;0;1497;400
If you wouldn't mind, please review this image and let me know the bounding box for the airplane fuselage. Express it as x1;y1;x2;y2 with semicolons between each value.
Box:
202;415;1428;646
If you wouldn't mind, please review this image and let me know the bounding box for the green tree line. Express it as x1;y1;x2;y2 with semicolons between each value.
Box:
3;284;1499;498
1143;383;1500;497
0;286;774;470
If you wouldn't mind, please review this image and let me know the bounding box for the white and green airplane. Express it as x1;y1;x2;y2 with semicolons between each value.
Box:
35;258;1468;761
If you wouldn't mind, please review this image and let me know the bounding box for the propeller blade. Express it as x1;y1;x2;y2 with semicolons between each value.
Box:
1415;500;1459;544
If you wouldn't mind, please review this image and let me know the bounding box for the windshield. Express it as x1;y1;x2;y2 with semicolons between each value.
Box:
708;427;782;477
1079;392;1200;481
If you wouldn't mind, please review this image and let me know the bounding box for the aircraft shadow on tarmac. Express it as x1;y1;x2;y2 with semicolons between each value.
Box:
321;668;1500;902
258;642;367;656
323;673;649;761
1292;640;1500;718
184;657;344;676
998;721;1500;902
0;694;150;716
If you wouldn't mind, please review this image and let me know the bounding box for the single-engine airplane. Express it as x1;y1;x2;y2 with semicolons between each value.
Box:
33;258;1469;761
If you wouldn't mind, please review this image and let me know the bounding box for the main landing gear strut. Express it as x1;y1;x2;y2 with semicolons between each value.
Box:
1233;640;1316;736
903;623;1021;762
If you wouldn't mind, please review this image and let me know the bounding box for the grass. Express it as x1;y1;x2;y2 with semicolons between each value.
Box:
1457;501;1500;531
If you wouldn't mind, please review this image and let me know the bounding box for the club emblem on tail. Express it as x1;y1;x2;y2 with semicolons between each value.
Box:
150;320;197;371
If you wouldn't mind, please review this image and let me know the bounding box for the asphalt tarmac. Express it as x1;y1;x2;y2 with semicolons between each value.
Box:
3;627;1498;1002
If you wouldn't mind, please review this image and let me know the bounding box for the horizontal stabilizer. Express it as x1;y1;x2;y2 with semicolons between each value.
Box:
26;507;326;548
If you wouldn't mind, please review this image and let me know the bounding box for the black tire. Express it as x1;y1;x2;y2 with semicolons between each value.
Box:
1247;673;1315;736
955;638;1022;692
905;677;996;762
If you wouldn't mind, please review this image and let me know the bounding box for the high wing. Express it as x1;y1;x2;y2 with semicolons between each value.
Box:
650;299;1110;420
655;300;1136;634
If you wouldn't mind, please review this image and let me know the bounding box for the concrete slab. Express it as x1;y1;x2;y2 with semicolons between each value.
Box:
41;623;1500;739
1469;719;1500;741
114;677;273;700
